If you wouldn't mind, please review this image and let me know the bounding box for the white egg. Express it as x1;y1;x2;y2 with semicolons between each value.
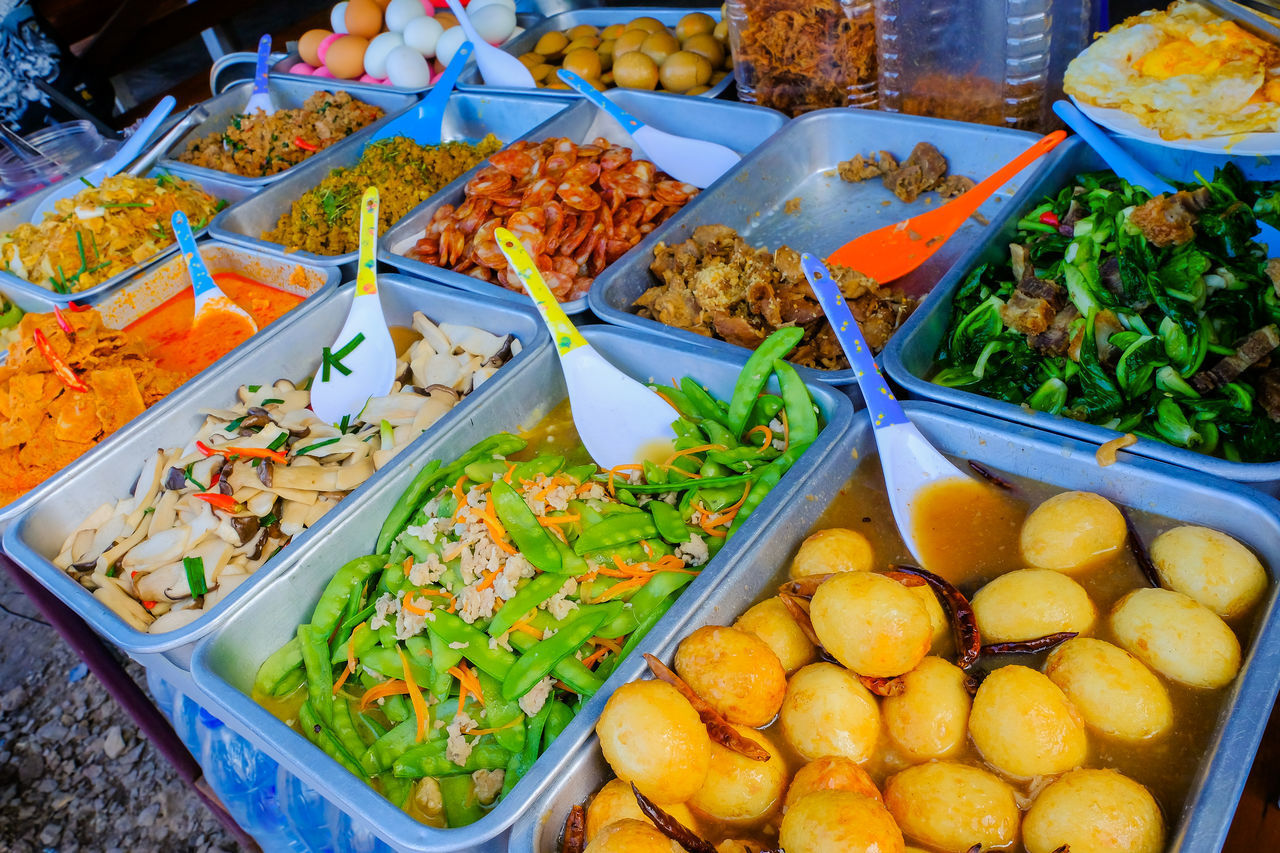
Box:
364;31;404;79
434;25;468;67
402;15;445;57
385;45;434;88
330;2;350;34
384;0;428;33
469;4;517;44
467;0;517;12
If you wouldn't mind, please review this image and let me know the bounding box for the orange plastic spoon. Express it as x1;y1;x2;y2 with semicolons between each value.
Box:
826;130;1067;284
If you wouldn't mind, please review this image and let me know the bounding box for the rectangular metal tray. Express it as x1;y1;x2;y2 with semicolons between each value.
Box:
0;169;256;306
188;323;857;852
2;275;550;660
509;399;1280;853
455;7;734;100
379;93;787;316
588;108;1055;385
879;136;1280;489
207;92;572;274
157;78;420;189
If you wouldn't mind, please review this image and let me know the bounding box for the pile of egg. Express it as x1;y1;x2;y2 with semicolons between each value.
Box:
288;0;520;89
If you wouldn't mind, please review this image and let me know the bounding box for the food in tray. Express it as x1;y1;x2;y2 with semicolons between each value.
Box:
124;273;304;375
931;166;1280;463
0;173;226;293
251;341;822;827
0;294;23;352
1064;1;1280;140
263;135;501;256
637;225;915;370
177;91;385;178
518;13;732;96
406;137;698;302
838;141;976;204
0;310;183;507
569;459;1268;853
54;312;521;634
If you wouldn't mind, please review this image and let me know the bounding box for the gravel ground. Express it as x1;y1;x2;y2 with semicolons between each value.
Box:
0;569;240;852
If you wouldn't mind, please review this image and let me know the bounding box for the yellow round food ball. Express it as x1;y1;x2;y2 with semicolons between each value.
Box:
625;16;666;34
611;50;659;89
681;33;725;67
713;19;729;41
784;756;882;811
676;11;717;41
780;791;904;853
972;569;1097;642
534;30;570;57
779;663;880;762
733;596;816;674
1044;637;1172;741
601;23;625;40
584;818;683;853
969;665;1088;779
810;572;932;677
563;47;603;79
1023;769;1165;853
882;656;971;761
1110;588;1241;689
1151;525;1267;619
596;680;711;804
1021;491;1126;574
640;31;680;65
586;778;699;841
790;528;875;578
567;24;599;40
688;725;787;825
884;762;1020;853
907;583;951;654
673;626;787;727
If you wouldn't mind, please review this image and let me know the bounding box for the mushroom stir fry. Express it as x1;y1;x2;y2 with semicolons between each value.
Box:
54;312;521;634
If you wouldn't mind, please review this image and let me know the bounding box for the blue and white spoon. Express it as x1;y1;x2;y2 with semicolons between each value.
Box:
369;42;473;146
244;34;278;117
801;253;964;563
172;211;256;333
557;69;740;189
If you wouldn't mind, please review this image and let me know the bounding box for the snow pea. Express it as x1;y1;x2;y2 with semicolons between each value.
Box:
463;459;508;482
648;501;691;544
488;572;565;638
440;774;485;827
541;700;574;751
679;376;729;426
425;611;517;679
698;417;737;449
603;472;756;494
311;555;385;637
428;629;464;674
299;700;365;778
490;479;562;572
502;700;554;797
726;327;804;438
728;458;785;536
361;719;425;775
375;458;443;554
510;454;565;483
298;624;336;725
501;602;621;701
574;513;659;555
507;630;604;697
775;359;818;447
551;535;589;576
393;741;513;778
648;383;698;419
255;637;303;697
477;670;526;753
596;570;696;639
748;393;785;429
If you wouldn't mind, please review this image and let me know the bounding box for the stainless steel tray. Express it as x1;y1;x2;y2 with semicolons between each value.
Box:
455;7;734;100
187;324;857;853
509;400;1280;853
879;136;1280;489
157;78;420;189
379;93;786;316
0;169;255;306
588;108;1054;385
207;92;573;274
2;275;550;660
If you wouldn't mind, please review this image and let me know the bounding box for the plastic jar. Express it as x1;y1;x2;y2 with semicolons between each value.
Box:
726;0;878;117
0;121;117;199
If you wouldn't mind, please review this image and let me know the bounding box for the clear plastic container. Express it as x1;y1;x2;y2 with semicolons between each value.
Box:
0;121;117;198
726;0;878;116
874;0;1094;132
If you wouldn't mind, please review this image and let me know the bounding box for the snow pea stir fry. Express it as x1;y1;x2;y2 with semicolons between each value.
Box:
252;330;822;827
933;165;1280;462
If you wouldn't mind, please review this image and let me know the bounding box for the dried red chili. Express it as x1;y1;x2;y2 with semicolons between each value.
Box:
33;328;89;392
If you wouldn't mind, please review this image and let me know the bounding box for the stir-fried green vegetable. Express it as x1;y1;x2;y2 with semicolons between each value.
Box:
932;164;1280;462
253;331;823;826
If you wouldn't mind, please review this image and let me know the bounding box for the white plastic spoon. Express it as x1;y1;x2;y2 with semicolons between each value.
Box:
443;0;535;88
171;210;257;334
309;187;397;424
495;226;676;468
800;253;966;563
556;69;740;189
244;34;278;117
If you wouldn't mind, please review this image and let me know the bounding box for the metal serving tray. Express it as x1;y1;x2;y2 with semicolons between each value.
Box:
510;400;1280;853
379;93;786;316
188;324;856;853
879;137;1280;489
0;170;254;306
157;78;419;189
588;108;1055;385
455;7;734;100
2;275;549;661
207;92;572;274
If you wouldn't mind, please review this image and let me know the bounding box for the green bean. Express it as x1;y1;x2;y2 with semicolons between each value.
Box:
376;458;444;554
393;741;513;778
647;501;691;544
728;461;785;536
311;555;385;636
299;701;365;777
574;514;659;555
679;376;729;426
502;602;620;701
748;393;785;429
647;383;698;419
490;479;562;572
726;327;804;438
774;359;818;447
330;696;370;760
425;611;517;679
599;472;756;494
428;628;464;674
360;719;427;775
507;631;604;696
440;774;485;826
541;700;574;751
502;700;554;797
477;670;526;753
488;573;565;638
255;637;303;697
298;624;336;725
510;454;565;483
463;459;508;482
596;570;696;639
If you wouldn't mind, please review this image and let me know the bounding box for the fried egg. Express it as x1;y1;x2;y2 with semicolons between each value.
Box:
1065;1;1280;139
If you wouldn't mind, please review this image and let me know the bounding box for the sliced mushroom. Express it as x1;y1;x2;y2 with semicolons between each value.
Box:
121;526;190;573
93;583;152;631
439;324;506;359
412;312;451;355
148;608;205;633
228;514;261;545
204;571;251;610
148;490;181;539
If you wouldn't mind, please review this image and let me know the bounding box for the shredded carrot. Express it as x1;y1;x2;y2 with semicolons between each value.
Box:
589;635;623;655
780;408;790;450
575;481;599;495
402;556;414;574
537;513;580;527
661;444;728;467
553;680;576;694
476;570;498;592
443;543;465;561
480;500;518;555
398;649;430;742
747;424;774;448
503;462;516;484
654;389;678;411
448;662;486;709
358;678;410;712
333;623;365;695
402;590;432;616
509;619;545;640
533;476;567;502
606;463;644;494
415;587;457;613
641;540;654;558
467;717;522;737
580;647;609;669
590;575;650;602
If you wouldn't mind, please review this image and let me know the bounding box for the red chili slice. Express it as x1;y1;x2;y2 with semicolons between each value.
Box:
1039;210;1060;226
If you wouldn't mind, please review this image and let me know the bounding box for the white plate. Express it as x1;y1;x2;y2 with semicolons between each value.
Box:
1071;95;1280;157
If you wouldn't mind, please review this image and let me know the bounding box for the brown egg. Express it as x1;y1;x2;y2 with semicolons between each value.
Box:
435;12;458;29
613;51;659;90
660;51;711;93
626;16;666;34
344;0;383;39
601;23;626;40
324;35;369;80
535;30;570;57
518;51;542;69
298;29;332;67
613;28;649;57
563;47;603;80
567;23;600;40
714;20;730;41
682;33;725;67
641;31;681;66
676;12;717;41
566;36;601;54
529;63;556;83
597;42;616;71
